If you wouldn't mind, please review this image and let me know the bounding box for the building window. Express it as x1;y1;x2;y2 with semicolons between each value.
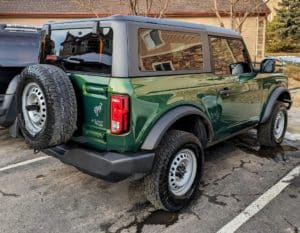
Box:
139;29;203;72
152;61;174;71
143;29;163;49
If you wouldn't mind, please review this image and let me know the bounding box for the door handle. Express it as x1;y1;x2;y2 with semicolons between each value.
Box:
219;87;231;96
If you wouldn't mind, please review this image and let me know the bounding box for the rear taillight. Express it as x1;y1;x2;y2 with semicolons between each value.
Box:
45;55;58;62
110;94;129;134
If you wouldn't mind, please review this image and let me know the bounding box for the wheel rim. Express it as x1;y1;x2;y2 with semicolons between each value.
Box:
22;82;47;136
168;148;197;197
274;110;285;140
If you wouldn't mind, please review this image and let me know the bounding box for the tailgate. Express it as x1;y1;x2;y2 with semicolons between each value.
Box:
70;73;110;149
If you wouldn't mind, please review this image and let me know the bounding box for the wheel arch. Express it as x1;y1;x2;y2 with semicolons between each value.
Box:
141;106;214;150
260;86;292;124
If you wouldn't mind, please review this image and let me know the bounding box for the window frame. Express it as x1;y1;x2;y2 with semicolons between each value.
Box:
208;35;253;76
127;22;211;77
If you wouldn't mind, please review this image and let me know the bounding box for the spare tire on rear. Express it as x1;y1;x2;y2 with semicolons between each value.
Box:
17;64;77;149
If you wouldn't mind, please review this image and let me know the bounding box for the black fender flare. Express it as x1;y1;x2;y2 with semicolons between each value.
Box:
6;74;21;95
141;106;214;150
260;86;292;124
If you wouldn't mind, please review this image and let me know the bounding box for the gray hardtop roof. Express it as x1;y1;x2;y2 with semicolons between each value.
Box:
47;14;240;36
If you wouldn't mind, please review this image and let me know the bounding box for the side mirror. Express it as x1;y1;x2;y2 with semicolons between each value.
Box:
260;58;276;73
230;62;251;75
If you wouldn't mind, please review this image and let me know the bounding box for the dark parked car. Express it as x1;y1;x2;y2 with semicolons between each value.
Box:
0;24;40;127
0;16;292;211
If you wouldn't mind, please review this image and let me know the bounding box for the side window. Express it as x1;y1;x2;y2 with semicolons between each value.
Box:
139;29;203;72
210;37;251;75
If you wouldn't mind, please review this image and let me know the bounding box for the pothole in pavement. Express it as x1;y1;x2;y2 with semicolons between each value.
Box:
136;210;179;230
100;210;179;233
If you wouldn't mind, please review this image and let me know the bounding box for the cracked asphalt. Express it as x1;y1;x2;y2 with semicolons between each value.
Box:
0;102;299;233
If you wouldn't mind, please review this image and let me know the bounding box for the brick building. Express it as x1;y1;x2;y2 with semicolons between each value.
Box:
0;0;270;61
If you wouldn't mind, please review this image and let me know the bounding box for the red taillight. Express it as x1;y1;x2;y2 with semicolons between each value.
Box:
110;95;129;134
45;55;58;62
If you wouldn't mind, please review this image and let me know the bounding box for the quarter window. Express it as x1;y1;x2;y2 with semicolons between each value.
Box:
139;29;203;72
210;37;251;75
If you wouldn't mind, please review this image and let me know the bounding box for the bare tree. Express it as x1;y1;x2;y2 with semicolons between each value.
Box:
128;0;139;15
156;0;169;18
71;0;100;17
213;0;270;32
127;0;169;18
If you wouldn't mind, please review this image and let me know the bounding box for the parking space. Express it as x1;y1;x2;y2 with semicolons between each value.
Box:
237;175;300;233
0;102;299;233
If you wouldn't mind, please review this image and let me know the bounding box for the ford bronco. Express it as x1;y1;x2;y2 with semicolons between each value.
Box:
4;15;292;211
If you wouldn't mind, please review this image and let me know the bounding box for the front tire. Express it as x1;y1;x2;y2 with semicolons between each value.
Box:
258;101;287;147
144;130;204;212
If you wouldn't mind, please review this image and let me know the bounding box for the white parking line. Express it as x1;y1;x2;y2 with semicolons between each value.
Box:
217;165;300;233
0;156;50;172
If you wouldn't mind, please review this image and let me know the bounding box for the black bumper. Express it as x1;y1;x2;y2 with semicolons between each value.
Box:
42;145;155;182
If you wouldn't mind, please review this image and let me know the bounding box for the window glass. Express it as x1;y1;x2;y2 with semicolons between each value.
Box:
0;32;39;67
210;37;251;75
139;29;203;71
42;27;113;74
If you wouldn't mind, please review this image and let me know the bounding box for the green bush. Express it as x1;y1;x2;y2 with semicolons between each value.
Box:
266;0;300;53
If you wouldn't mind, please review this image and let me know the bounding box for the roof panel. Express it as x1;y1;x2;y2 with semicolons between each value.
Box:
48;14;240;37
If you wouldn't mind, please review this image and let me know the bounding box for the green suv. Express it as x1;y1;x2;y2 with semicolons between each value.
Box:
7;15;292;211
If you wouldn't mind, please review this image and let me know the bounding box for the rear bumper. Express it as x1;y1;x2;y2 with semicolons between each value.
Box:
42;145;155;182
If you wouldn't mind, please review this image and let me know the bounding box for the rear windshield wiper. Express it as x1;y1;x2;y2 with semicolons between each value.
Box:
61;57;85;64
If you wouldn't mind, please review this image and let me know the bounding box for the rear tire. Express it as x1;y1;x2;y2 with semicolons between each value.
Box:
17;65;77;149
258;101;287;147
144;130;204;212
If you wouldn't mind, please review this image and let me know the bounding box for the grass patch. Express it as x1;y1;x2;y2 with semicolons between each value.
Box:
284;64;300;89
265;52;300;89
266;52;300;57
285;64;300;80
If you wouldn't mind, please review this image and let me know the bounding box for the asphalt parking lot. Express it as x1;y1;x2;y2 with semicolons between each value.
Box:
0;96;299;233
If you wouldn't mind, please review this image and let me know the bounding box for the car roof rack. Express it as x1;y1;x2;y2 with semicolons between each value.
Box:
0;24;41;32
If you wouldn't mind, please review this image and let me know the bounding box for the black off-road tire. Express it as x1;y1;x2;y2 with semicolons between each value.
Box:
17;64;77;149
188;118;208;147
257;101;287;147
144;130;204;212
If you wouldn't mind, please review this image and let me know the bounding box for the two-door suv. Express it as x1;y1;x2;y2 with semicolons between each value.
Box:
3;15;292;211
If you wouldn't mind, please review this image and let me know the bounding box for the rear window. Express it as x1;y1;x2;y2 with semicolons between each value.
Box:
0;32;39;67
41;27;113;74
138;29;203;72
